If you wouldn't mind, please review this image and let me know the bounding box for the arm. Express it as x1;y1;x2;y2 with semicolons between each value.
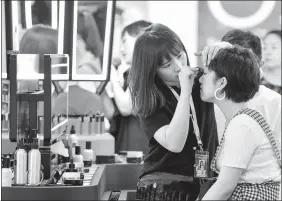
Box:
154;92;191;153
100;90;115;121
194;41;233;66
202;166;244;200
154;67;196;153
112;81;133;116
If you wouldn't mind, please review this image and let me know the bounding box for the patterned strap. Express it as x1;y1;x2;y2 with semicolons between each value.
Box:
239;108;281;167
211;108;281;173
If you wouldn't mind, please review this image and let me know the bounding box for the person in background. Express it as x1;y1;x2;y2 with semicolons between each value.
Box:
129;23;218;201
108;14;152;154
197;29;281;200
31;1;51;26
199;45;280;200
77;9;104;64
262;30;281;94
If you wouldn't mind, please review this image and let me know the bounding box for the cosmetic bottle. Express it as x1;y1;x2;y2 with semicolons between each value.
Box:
68;126;78;157
2;157;13;186
14;139;27;185
27;136;42;185
83;141;94;167
73;146;83;163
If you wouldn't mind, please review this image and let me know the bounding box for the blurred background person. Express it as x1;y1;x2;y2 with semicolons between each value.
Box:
108;9;152;154
77;9;104;66
262;30;281;94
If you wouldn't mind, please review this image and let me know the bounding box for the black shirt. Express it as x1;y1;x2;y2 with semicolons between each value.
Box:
140;79;218;179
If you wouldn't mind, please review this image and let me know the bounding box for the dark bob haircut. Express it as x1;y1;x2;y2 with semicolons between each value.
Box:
222;29;262;63
128;23;189;118
20;24;58;73
208;45;260;103
121;20;152;38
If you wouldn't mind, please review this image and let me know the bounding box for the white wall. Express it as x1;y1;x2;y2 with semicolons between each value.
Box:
147;1;199;66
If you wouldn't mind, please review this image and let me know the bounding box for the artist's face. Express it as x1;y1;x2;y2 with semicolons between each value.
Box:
199;67;224;103
157;51;187;87
263;34;281;68
120;31;137;65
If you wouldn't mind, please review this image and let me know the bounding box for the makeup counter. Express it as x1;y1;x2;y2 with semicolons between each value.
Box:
1;55;143;200
1;102;143;200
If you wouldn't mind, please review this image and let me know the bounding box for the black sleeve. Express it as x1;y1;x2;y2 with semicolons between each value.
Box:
140;108;170;143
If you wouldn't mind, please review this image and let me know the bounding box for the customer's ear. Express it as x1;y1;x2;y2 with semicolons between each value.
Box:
218;77;227;89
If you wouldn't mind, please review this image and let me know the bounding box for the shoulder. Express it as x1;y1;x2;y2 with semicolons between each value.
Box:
248;85;281;110
226;114;264;140
259;85;281;100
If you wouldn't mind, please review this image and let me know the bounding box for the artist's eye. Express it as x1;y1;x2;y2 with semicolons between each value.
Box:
161;62;171;68
177;53;183;58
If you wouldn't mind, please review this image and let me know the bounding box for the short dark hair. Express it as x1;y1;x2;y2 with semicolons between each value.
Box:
208;45;260;103
20;24;58;54
20;24;58;73
121;20;152;38
264;29;281;39
222;29;262;62
128;23;189;118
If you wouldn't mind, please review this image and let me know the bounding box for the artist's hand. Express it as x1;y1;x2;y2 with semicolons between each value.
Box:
194;41;233;66
178;66;198;95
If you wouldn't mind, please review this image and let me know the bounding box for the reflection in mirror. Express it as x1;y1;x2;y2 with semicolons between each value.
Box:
71;1;115;80
11;0;61;51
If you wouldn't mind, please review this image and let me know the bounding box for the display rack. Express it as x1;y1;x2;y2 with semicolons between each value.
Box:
8;54;69;179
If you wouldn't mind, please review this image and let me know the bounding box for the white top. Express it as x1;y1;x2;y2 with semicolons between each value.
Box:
216;114;281;184
215;85;281;142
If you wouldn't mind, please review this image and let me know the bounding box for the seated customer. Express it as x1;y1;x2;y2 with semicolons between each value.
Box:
199;46;281;200
200;29;281;147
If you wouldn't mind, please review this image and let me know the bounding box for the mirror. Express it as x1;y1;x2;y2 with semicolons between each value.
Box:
68;1;115;81
10;0;64;53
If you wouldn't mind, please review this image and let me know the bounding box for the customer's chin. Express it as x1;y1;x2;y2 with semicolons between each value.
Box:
200;93;210;102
